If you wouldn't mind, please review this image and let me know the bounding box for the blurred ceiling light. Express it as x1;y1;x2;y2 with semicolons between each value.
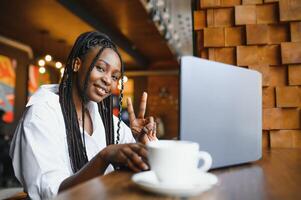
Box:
173;33;179;41
55;61;62;69
158;23;165;32
38;59;45;67
45;54;52;62
167;23;174;31
165;31;171;40
145;0;153;12
163;11;169;20
152;11;160;22
39;66;46;74
156;0;164;8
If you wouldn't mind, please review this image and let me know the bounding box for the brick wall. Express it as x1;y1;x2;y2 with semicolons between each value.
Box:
194;0;301;148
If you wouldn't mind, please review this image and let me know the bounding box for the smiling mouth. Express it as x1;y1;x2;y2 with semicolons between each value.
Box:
95;85;108;96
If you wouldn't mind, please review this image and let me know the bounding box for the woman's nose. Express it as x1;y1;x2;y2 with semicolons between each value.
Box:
101;74;112;85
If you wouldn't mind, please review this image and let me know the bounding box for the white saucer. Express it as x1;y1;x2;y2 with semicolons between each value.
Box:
132;170;218;197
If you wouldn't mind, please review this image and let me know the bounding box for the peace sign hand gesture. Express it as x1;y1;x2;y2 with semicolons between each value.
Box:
127;92;157;144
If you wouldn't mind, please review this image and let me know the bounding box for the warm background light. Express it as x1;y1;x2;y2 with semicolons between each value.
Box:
45;54;52;62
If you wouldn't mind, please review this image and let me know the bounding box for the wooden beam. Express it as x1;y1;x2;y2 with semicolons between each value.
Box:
58;0;149;67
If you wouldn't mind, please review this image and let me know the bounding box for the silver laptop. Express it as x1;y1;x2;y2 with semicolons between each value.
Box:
179;56;262;169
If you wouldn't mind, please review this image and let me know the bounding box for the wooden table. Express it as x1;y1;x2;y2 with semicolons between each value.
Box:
54;149;301;200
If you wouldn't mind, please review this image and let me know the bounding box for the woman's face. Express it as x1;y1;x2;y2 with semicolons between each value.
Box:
76;47;121;103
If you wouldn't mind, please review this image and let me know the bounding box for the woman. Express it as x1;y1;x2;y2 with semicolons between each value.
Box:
10;31;157;199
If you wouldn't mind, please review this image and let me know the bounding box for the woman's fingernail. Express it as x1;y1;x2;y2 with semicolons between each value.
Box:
143;164;149;170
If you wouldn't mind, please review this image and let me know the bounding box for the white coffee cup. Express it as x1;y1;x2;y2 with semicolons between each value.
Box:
147;140;212;186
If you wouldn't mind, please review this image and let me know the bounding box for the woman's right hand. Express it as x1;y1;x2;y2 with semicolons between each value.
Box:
99;143;149;172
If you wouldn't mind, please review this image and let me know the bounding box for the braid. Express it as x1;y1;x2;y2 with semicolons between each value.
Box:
59;31;123;173
116;62;124;144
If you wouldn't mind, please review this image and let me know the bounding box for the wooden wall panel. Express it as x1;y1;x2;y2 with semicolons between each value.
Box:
246;24;268;45
249;65;270;86
201;0;221;8
207;8;234;27
290;22;301;42
235;5;256;25
204;27;225;47
264;0;278;2
194;0;301;149
262;130;270;148
276;86;301;107
237;45;258;66
242;0;263;4
279;0;301;21
263;108;300;130
256;3;278;24
263;87;276;108
281;42;301;64
268;66;287;86
270;130;301;148
268;24;289;44
221;0;241;7
194;10;206;30
258;45;281;65
225;26;245;46
208;47;236;65
288;65;301;86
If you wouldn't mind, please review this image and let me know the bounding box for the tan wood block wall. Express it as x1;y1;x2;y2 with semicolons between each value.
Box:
281;42;301;64
209;47;236;65
290;22;301;42
235;5;256;25
194;0;301;148
256;3;278;24
221;0;241;7
246;24;268;44
237;45;258;66
200;0;221;8
275;86;301;107
279;0;301;21
258;45;281;65
207;8;234;27
288;65;301;86
268;66;287;86
264;0;279;2
262;130;270;148
249;65;270;86
242;0;263;4
194;11;206;30
268;24;289;44
225;26;245;46
263;108;300;130
263;87;276;108
204;27;225;47
270;130;301;148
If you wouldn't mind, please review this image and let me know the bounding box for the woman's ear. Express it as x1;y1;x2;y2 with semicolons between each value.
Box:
72;57;81;72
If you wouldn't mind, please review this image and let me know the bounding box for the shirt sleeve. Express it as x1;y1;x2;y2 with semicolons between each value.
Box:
10;103;71;200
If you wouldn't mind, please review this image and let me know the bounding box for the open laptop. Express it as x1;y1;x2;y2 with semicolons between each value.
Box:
179;56;262;169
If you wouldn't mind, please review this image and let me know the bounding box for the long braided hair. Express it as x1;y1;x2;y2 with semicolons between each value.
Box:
59;31;124;173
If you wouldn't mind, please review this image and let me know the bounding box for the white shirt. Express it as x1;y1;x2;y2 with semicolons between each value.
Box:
9;84;135;200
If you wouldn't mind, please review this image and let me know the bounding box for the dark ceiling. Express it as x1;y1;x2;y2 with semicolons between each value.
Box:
0;0;178;70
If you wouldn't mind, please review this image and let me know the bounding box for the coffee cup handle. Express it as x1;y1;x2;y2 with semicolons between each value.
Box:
197;151;212;172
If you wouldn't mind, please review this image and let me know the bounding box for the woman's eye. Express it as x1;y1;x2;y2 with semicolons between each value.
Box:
95;65;105;72
112;75;119;81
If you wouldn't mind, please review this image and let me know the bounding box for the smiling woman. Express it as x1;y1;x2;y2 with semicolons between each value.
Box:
9;31;157;200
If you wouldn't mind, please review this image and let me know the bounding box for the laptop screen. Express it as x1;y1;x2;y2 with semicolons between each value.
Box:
179;56;262;168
